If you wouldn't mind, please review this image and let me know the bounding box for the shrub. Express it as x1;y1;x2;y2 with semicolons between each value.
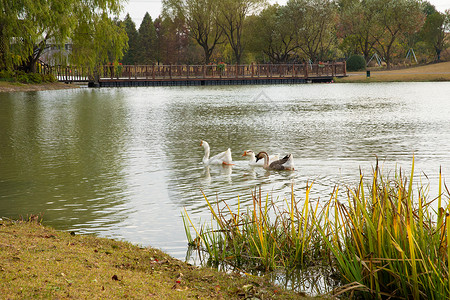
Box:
0;70;57;83
17;74;30;83
346;55;366;71
0;70;15;81
42;74;57;83
27;73;43;83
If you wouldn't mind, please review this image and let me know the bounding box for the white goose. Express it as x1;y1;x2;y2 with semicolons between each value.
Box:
200;140;233;165
255;151;295;170
242;150;279;167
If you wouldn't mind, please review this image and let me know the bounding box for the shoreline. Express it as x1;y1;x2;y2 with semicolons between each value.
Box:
0;218;308;299
0;82;81;93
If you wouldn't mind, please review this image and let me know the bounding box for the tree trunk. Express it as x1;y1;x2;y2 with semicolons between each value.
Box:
203;45;211;65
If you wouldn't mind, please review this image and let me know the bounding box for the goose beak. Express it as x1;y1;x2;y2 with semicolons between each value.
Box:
242;151;247;156
200;141;203;146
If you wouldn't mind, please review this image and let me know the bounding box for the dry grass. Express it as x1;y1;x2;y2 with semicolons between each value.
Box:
0;217;305;299
336;61;450;82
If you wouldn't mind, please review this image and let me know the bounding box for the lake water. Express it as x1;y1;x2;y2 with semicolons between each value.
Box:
1;82;450;263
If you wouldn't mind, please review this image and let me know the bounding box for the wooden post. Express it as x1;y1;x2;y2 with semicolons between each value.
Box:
169;65;172;79
134;65;137;79
343;61;346;76
235;63;238;78
203;65;206;78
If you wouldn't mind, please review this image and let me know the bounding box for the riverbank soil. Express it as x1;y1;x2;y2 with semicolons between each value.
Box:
0;219;309;299
338;61;450;82
0;82;79;93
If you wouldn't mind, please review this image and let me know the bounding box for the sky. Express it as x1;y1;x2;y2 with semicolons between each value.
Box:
121;0;450;25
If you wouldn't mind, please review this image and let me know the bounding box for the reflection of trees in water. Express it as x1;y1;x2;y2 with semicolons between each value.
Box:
0;90;130;230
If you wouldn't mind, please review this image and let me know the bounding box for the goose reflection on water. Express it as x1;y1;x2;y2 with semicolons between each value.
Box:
201;165;233;186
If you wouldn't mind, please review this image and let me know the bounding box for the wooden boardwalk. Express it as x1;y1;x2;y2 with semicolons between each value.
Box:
50;62;346;87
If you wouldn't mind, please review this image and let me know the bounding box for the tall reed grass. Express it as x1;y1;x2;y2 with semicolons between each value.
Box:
184;159;450;298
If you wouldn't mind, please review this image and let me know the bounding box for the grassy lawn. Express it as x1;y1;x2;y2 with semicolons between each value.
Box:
0;218;308;299
336;61;450;82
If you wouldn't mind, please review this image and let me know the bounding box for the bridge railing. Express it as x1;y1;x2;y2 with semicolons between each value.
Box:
49;65;91;82
48;62;346;82
100;62;346;80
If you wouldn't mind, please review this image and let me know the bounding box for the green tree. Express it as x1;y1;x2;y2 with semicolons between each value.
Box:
217;0;266;63
71;13;128;69
163;0;223;64
0;0;127;72
121;14;139;65
419;11;450;61
339;0;379;61
245;5;299;63
286;0;338;62
137;13;157;64
371;0;425;69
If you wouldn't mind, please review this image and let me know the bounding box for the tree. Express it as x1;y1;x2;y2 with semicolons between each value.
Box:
419;11;450;61
153;15;192;64
70;13;127;69
286;0;338;62
0;0;127;72
217;0;266;63
339;0;379;61
371;0;425;69
121;14;139;65
137;13;157;64
245;5;299;63
163;0;223;64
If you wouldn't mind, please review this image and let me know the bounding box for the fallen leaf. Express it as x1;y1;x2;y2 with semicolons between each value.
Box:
112;275;120;281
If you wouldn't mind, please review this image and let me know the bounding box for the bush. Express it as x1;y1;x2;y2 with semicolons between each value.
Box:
0;70;15;81
27;73;43;83
42;74;57;83
0;69;57;83
346;55;366;71
17;74;30;83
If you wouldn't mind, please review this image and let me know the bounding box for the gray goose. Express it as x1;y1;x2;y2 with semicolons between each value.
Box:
255;151;295;170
